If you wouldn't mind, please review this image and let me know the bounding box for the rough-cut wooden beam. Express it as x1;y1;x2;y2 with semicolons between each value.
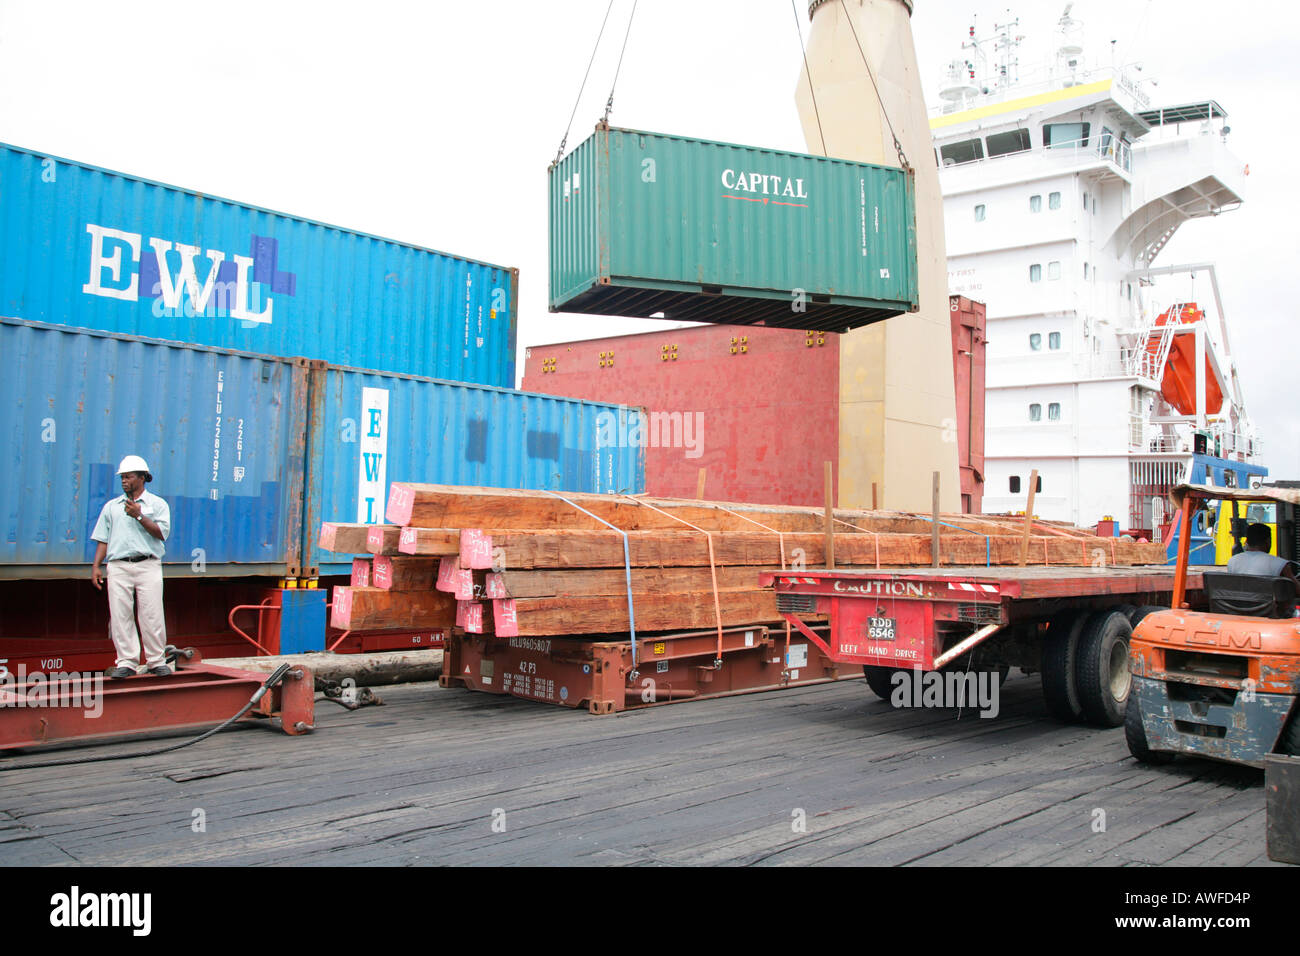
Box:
366;525;403;556
451;529;1163;569
350;558;371;588
397;527;464;556
479;589;787;636
383;483;1052;538
319;523;373;554
482;566;761;599
330;587;456;631
372;556;439;591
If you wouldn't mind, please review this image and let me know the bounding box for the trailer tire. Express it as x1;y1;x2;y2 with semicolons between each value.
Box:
1125;690;1174;764
1279;709;1300;757
863;666;904;702
1041;611;1086;723
1077;610;1134;727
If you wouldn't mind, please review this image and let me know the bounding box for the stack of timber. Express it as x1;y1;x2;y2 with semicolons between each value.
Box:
318;485;1166;639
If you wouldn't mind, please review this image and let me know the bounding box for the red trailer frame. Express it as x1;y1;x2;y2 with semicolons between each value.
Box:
762;565;1203;726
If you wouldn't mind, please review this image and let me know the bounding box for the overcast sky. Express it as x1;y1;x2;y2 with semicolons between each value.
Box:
1;0;1292;474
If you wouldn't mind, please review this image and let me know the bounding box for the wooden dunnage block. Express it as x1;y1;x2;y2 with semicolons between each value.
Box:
330;587;456;631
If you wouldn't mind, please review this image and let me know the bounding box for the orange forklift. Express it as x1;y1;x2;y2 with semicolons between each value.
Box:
1126;484;1300;767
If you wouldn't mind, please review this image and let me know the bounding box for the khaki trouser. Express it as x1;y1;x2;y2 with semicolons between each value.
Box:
106;559;167;670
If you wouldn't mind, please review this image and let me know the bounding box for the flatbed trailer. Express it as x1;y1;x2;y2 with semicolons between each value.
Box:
762;565;1205;727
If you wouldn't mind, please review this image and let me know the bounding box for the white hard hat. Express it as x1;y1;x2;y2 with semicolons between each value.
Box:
116;455;153;482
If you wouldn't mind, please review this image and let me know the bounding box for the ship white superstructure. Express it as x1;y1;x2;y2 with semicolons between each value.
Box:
930;6;1261;534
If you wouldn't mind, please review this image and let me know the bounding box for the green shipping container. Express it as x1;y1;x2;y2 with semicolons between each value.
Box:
549;125;918;333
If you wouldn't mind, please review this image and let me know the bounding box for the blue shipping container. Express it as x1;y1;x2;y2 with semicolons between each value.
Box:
0;318;646;578
0;143;518;388
304;365;647;573
0;318;306;576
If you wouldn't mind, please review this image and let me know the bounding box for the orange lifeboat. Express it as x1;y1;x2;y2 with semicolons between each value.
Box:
1144;303;1224;416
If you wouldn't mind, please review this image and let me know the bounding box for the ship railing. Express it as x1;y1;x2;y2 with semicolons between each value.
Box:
1082;348;1158;381
1127;417;1264;461
1128;423;1186;454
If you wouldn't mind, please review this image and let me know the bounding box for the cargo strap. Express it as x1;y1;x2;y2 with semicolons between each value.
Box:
542;491;639;672
1021;520;1115;567
716;506;796;676
714;506;789;571
831;517;883;569
904;514;992;567
625;497;726;666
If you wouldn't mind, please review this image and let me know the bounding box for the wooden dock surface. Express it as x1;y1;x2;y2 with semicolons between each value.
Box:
0;674;1283;866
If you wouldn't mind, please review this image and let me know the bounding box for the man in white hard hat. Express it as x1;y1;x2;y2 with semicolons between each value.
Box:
90;456;172;678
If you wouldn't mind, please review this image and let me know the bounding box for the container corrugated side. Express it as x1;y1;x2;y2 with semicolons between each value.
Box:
549;126;917;332
522;325;838;506
303;365;647;572
0;318;306;577
0;143;518;388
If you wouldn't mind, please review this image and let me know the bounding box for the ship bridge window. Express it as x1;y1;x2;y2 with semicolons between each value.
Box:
987;128;1031;157
1030;194;1043;213
940;138;985;166
1049;332;1061;350
974;203;986;222
1030;333;1042;351
1049;191;1062;209
1029;403;1042;421
1048;402;1061;421
1010;475;1021;494
1029;264;1042;283
1044;122;1090;149
1048;261;1061;280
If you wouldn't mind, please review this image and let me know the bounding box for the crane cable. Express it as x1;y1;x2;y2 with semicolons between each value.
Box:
602;0;640;125
837;0;910;170
792;0;828;156
552;0;619;169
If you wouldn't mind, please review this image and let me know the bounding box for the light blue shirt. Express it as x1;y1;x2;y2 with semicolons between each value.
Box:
1225;550;1288;578
91;490;171;561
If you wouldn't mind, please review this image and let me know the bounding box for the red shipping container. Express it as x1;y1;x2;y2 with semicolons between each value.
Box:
523;325;838;506
949;296;987;513
523;304;985;511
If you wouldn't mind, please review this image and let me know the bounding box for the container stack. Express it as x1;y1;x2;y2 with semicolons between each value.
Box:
320;484;1167;639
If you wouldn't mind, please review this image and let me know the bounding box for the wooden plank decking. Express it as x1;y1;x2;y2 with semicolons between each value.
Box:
0;674;1282;866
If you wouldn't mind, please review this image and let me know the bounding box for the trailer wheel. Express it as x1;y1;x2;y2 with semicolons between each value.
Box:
1076;610;1134;727
1279;710;1300;757
1125;691;1174;764
1041;611;1086;723
863;666;903;702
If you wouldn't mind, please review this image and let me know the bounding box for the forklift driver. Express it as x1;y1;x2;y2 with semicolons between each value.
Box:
1225;523;1299;595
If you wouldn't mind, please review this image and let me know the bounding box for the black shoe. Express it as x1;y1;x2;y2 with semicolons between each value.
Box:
148;665;173;677
106;666;135;679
